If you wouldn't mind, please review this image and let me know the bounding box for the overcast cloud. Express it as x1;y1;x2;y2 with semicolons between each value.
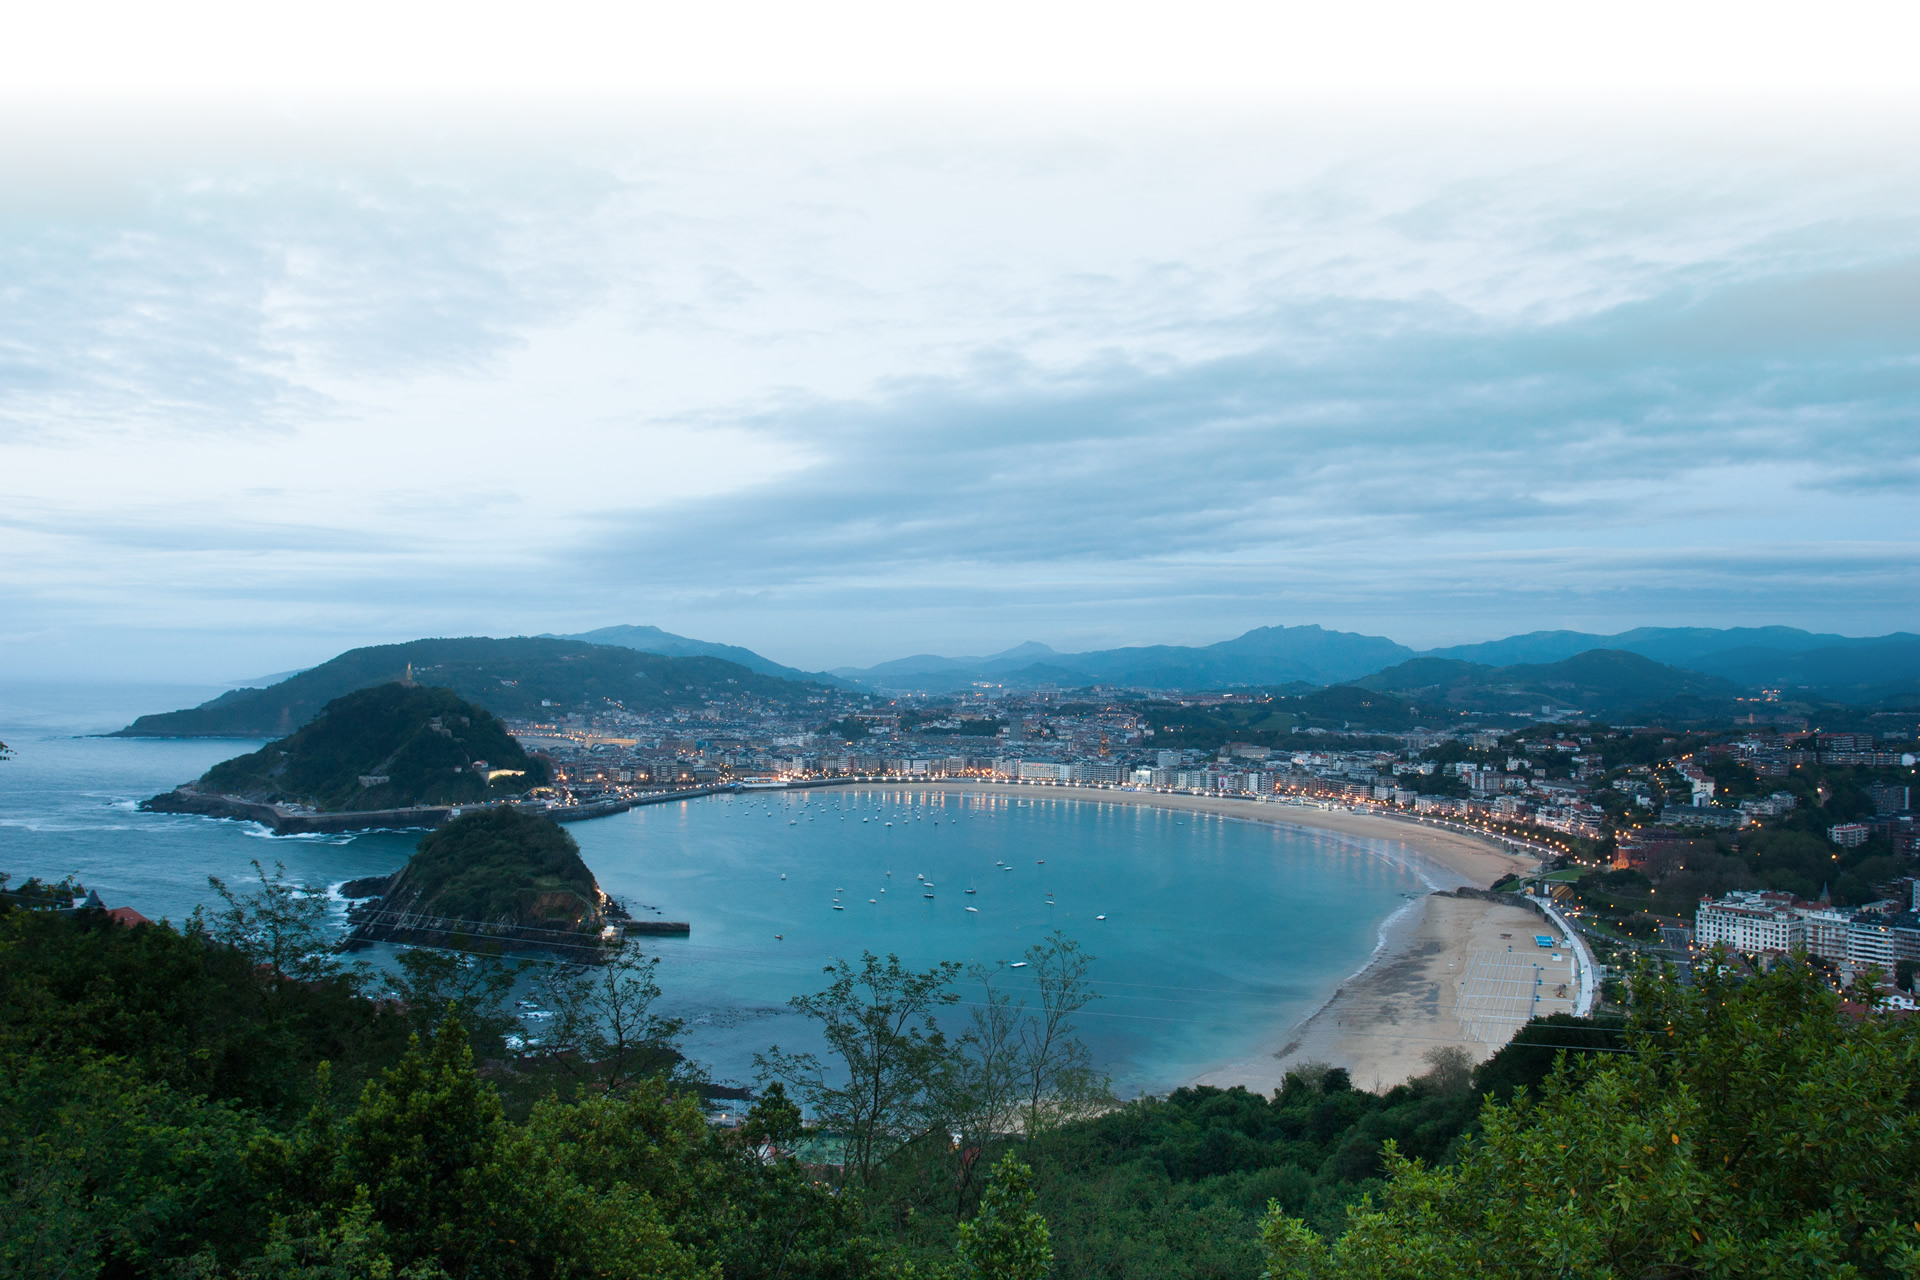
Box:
2;102;1916;681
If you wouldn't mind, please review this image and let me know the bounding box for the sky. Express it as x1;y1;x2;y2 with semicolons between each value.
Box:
3;3;1919;682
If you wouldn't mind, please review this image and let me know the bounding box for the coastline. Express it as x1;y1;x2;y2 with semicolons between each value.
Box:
832;780;1546;1091
866;779;1535;891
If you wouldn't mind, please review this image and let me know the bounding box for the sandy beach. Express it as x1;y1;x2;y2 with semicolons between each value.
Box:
861;780;1549;1091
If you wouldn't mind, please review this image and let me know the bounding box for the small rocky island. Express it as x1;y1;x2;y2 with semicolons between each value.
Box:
142;682;550;833
344;807;662;959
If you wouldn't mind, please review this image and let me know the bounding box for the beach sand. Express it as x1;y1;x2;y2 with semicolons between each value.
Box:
872;780;1550;1091
1196;894;1574;1093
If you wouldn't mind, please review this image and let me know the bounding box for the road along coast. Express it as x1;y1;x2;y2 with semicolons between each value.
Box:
821;780;1544;1092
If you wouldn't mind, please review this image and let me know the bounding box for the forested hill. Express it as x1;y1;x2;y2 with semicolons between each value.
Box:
191;683;547;812
367;808;606;938
1352;649;1746;719
113;635;825;737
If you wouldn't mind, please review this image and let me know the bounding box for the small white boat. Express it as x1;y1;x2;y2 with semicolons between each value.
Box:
923;892;935;899
869;898;877;903
780;874;786;880
1096;914;1107;921
1009;961;1028;968
833;905;845;911
965;906;979;913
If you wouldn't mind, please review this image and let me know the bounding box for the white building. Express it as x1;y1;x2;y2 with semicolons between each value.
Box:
1695;893;1805;954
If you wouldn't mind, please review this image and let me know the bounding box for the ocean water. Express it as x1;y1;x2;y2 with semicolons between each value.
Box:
0;683;1437;1096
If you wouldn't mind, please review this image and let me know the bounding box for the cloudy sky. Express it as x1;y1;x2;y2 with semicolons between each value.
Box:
4;8;1919;681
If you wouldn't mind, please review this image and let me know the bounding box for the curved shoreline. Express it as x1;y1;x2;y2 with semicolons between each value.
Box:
795;779;1544;1092
798;779;1535;890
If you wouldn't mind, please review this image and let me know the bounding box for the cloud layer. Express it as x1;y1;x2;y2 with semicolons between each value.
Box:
2;104;1917;679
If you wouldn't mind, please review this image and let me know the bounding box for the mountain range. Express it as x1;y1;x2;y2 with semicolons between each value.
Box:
113;620;1920;738
813;624;1919;702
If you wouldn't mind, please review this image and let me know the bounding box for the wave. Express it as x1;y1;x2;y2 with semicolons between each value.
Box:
240;826;356;844
0;817;138;834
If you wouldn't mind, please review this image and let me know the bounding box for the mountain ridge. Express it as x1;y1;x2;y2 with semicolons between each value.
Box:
112;636;825;738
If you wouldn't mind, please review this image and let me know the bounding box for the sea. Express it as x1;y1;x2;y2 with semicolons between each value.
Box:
0;682;1444;1097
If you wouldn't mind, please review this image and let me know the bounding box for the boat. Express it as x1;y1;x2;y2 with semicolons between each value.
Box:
1095;914;1107;921
923;893;935;899
869;898;877;903
833;905;844;911
1009;961;1028;968
965;906;979;913
780;874;786;880
774;934;783;940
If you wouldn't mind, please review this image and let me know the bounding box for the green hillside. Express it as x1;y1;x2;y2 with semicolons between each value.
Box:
1355;648;1745;719
196;683;548;811
113;635;825;738
382;807;603;930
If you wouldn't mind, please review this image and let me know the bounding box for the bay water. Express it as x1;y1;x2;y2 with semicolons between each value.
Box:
1;683;1436;1096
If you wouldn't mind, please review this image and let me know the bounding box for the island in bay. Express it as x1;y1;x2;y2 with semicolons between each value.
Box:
344;806;649;957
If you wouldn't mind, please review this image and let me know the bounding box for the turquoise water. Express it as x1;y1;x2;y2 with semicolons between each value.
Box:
1;684;1439;1096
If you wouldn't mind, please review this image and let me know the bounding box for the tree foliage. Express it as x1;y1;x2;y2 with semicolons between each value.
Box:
758;950;963;1185
1260;957;1920;1279
957;1153;1053;1280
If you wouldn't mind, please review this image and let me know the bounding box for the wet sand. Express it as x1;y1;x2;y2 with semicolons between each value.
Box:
1195;894;1566;1093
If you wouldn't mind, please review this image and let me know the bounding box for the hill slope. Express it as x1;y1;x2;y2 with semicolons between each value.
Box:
113;636;823;737
191;683;548;812
1421;626;1920;699
1357;649;1746;719
551;623;826;682
838;625;1415;691
381;807;604;929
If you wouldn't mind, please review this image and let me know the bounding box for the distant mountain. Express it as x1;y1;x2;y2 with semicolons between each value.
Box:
551;624;828;682
1357;650;1746;719
181;684;548;812
1421;627;1920;699
113;636;823;738
836;625;1415;691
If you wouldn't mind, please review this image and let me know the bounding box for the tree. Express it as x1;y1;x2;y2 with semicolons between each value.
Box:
531;948;684;1089
756;951;961;1185
956;1152;1052;1280
1013;931;1109;1136
1259;954;1920;1278
199;860;345;991
385;947;524;1054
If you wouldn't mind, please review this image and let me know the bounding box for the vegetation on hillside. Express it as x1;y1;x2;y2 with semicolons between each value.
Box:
6;860;1916;1280
1263;959;1920;1278
381;807;603;929
114;635;826;737
195;683;546;811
